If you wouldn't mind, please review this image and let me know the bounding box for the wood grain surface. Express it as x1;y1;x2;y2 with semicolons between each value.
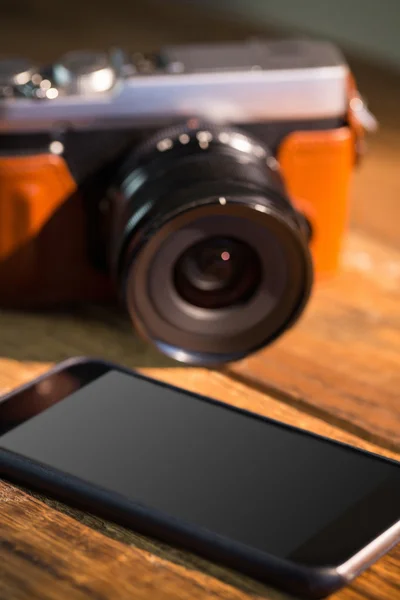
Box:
1;1;400;599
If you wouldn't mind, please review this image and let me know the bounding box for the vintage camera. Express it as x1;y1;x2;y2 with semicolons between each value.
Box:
0;39;374;365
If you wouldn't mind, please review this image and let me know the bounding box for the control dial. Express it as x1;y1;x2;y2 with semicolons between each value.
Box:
0;58;38;97
53;50;116;94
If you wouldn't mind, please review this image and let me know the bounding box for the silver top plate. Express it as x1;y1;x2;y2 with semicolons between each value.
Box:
0;40;349;133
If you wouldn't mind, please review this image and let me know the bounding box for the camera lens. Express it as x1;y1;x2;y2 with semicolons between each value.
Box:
110;123;313;365
174;237;261;309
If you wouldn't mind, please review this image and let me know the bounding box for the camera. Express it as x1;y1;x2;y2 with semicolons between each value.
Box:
0;39;373;365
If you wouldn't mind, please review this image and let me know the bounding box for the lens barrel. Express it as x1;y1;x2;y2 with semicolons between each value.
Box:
109;123;313;365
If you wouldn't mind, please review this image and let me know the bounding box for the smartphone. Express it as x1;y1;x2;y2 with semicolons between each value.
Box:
1;358;399;599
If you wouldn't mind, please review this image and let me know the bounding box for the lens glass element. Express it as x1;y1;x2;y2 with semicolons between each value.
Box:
174;237;261;309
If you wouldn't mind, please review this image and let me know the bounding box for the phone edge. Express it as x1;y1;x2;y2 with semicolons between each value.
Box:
0;445;346;599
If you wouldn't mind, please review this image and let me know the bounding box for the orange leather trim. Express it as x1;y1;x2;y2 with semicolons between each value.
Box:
278;127;354;278
0;153;77;262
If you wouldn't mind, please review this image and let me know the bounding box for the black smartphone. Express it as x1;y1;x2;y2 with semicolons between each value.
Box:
1;358;399;599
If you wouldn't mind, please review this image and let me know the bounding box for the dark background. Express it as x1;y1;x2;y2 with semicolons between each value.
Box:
1;0;261;61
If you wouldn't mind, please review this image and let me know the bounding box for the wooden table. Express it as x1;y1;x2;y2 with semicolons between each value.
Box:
1;2;400;599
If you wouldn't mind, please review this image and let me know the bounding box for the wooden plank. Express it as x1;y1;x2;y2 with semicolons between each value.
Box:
348;59;400;252
228;231;400;452
1;365;399;600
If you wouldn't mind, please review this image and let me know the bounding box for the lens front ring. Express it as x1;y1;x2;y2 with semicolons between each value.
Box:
121;197;313;365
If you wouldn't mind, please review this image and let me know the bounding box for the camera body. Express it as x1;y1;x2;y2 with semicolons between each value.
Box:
0;39;370;364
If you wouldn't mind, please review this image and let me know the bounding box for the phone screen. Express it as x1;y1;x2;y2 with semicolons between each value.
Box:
1;361;399;567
